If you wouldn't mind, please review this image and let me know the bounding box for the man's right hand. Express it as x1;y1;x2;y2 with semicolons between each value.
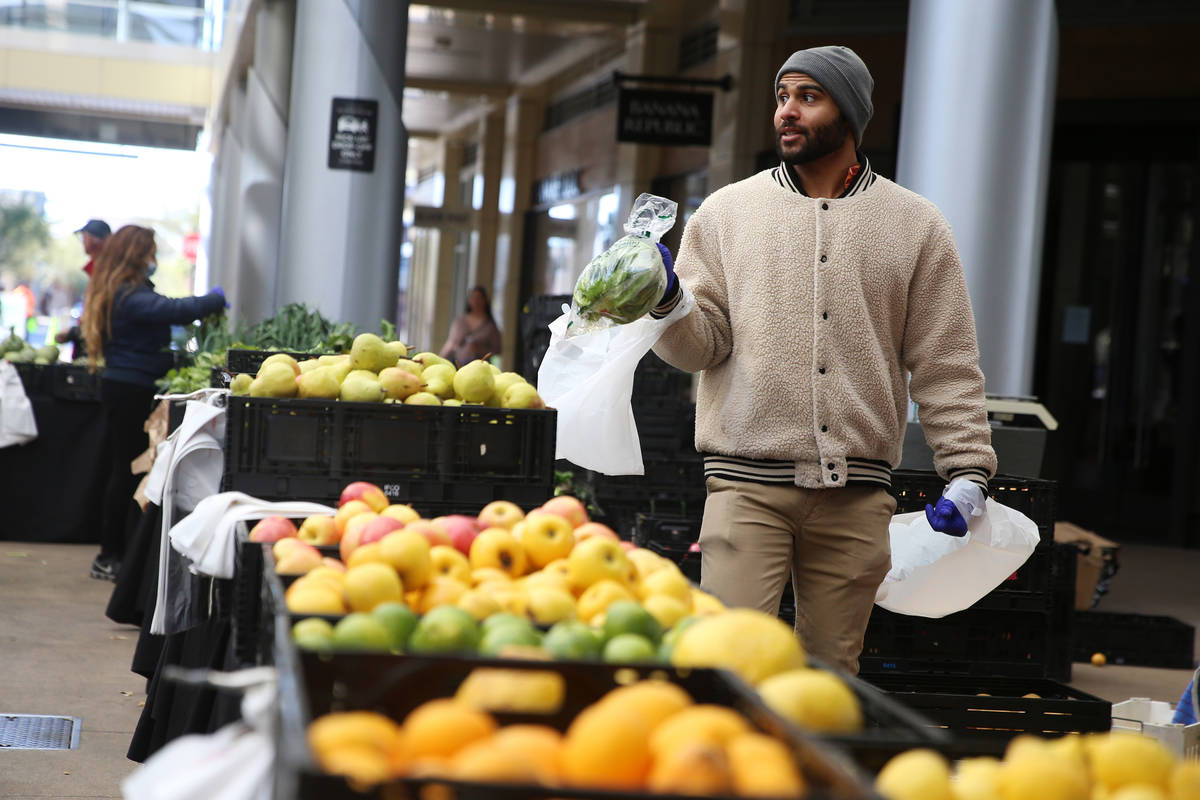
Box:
656;242;677;298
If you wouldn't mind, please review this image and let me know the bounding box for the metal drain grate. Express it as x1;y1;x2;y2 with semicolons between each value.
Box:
0;714;81;750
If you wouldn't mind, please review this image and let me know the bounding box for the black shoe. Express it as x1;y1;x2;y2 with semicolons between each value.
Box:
90;557;120;582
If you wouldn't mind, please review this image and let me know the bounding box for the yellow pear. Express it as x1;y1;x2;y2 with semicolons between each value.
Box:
297;358;323;374
250;361;298;397
502;383;545;409
394;358;422;376
229;373;253;395
384;340;409;361
421;364;456;399
487;372;526;407
378;367;422;401
296;366;341;399
404;391;442;405
453;359;495;403
350;332;398;373
340;372;385;403
259;352;300;376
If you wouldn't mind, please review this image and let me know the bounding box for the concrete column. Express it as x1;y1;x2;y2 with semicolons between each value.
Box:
429;137;465;352
896;0;1057;396
614;1;683;223
277;0;408;331
493;89;545;369
474;106;505;297
708;0;787;190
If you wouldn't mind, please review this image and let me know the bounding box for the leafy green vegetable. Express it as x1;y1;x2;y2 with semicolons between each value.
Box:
572;235;667;327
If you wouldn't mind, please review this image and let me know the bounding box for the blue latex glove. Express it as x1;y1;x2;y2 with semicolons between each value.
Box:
211;286;229;309
925;477;986;537
925;497;968;536
1172;676;1197;725
656;242;677;297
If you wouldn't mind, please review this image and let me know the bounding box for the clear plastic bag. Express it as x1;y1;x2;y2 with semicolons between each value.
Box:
567;193;678;337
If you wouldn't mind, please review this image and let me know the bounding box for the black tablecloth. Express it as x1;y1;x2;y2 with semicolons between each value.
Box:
0;393;108;543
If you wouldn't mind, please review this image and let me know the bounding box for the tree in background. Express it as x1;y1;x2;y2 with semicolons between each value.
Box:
0;199;51;284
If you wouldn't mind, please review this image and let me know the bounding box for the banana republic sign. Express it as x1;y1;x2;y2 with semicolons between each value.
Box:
616;87;714;147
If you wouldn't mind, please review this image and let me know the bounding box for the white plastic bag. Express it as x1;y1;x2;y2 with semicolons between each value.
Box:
874;498;1040;618
0;360;37;447
538;284;695;475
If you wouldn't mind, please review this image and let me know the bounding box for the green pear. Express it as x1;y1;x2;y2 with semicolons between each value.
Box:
229;373;253;395
385;340;409;361
421;364;456;399
250;362;299;397
318;354;350;367
488;372;527;407
340;371;385;403
378;366;421;401
502;382;545;409
350;332;398;373
404;391;442;406
411;351;453;370
297;358;323;374
259;353;299;377
452;359;495;403
297;367;341;399
394;358;422;377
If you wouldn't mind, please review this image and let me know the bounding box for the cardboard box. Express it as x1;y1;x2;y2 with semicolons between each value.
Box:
1111;697;1200;759
1054;522;1119;610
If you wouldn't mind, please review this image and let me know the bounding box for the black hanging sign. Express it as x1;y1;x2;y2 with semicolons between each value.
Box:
328;97;378;172
616;87;713;146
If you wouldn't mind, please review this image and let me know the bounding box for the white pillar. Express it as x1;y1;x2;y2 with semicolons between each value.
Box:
896;0;1057;396
277;0;408;331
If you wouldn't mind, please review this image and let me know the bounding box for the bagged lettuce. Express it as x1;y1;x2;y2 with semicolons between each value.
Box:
567;193;677;336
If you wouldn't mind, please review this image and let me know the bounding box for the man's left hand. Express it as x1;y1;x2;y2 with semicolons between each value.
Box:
925;477;986;537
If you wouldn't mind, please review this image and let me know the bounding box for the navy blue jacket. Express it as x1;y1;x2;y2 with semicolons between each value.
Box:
102;282;225;387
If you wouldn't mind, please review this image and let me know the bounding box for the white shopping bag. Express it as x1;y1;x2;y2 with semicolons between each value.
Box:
538;284;695;475
0;361;37;447
874;498;1040;618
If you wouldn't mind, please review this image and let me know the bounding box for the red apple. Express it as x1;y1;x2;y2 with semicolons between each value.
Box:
404;519;452;549
339;481;389;512
357;515;406;547
248;516;297;543
339;512;378;563
296;514;339;545
434;515;483;556
619;540;636;552
574;522;619;542
540;495;589;529
334;499;374;536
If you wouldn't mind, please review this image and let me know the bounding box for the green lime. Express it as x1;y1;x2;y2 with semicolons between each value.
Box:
603;633;658;663
543;621;604;660
603;601;663;645
408;605;481;654
371;602;418;652
331;612;392;652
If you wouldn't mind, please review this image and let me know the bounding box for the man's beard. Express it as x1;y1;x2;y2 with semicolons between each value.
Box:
776;114;851;165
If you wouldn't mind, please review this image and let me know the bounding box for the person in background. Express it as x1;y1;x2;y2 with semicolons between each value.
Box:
649;45;996;674
439;285;502;367
55;218;112;358
81;225;226;581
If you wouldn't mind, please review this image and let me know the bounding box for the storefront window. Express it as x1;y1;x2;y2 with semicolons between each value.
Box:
530;188;622;297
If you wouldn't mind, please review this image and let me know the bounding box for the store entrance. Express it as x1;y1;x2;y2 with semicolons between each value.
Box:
1035;120;1200;546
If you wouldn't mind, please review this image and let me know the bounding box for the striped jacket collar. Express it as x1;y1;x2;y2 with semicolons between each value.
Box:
771;152;876;198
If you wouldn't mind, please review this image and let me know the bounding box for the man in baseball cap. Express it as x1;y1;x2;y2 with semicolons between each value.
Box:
646;46;996;674
56;219;112;352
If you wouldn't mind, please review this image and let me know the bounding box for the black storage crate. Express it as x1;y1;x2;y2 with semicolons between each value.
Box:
890;470;1057;547
52;364;102;402
222;396;556;509
271;636;882;800
588;486;706;539
225;348;337;374
863;673;1111;757
232;529;267;666
972;541;1078;613
1072;610;1196;669
519;294;569;380
11;361;51;395
861;606;1071;681
633;513;702;582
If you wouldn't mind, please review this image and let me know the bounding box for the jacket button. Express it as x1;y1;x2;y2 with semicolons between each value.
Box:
827;462;835;469
818;367;826;374
831;473;839;481
821;202;829;210
822;312;828;320
821;424;828;432
820;255;827;263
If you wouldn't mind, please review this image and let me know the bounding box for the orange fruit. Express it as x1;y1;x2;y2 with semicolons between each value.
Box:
648;741;733;795
649;704;751;757
727;732;806;797
490;724;564;781
599;680;693;729
452;736;546;784
317;743;395;788
402;699;496;760
561;703;653;789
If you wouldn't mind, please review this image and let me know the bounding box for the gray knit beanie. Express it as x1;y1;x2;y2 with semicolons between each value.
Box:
775;45;874;146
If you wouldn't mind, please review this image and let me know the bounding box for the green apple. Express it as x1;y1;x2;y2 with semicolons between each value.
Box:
292;617;335;651
602;601;663;645
603;633;658;663
331;612;392;652
543;620;604;660
479;623;543;656
408;606;481;654
480;612;532;637
371;602;417;652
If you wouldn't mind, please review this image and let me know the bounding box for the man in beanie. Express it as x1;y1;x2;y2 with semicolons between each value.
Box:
650;46;995;674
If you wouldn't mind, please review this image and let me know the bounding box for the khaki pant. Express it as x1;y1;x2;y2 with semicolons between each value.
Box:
698;477;895;675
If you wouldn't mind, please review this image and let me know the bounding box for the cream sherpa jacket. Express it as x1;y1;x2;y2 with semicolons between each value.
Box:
652;169;996;490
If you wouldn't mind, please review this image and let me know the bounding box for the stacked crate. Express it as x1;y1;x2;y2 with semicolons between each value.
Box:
519;294;570;381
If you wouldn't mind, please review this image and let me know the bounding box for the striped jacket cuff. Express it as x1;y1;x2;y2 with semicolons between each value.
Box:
948;467;991;497
650;282;683;319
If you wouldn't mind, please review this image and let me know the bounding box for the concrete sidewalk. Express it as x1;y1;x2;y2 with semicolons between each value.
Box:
0;543;143;800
